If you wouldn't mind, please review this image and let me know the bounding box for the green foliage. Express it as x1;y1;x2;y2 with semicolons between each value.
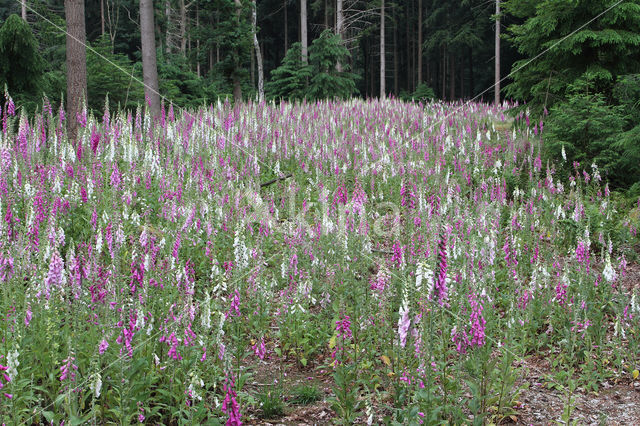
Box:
506;0;640;190
290;384;322;405
544;77;626;184
612;74;640;187
157;51;223;108
87;35;144;112
0;14;44;110
399;82;436;103
265;43;312;100
308;30;357;100
257;390;285;419
504;0;640;115
199;0;253;98
267;30;357;101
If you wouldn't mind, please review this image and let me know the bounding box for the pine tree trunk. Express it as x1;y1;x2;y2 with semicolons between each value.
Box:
252;0;264;101
233;0;243;102
180;0;187;55
393;6;398;95
284;0;288;55
21;0;27;21
405;3;410;93
417;0;422;85
449;53;455;100
336;0;343;71
100;0;105;35
324;0;328;29
460;54;464;99
441;46;445;99
469;47;474;98
165;0;172;54
380;0;385;98
495;0;500;105
64;0;87;141
140;0;161;118
196;4;200;77
301;0;308;64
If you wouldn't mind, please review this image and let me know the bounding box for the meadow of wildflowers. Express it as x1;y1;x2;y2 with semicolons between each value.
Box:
0;92;638;424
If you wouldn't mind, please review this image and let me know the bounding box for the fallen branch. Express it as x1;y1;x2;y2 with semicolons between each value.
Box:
260;173;293;188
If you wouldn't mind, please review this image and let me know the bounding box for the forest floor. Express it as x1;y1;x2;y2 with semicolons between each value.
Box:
239;262;640;425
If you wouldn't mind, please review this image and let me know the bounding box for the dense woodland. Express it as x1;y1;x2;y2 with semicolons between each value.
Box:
0;0;519;103
1;0;640;191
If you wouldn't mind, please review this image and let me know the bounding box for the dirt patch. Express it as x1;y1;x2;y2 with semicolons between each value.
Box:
517;380;640;425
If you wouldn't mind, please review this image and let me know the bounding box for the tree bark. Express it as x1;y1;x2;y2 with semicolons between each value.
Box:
301;0;308;64
449;53;455;100
417;0;422;85
284;0;288;56
252;0;264;101
140;0;161;118
380;0;385;98
393;5;398;95
180;0;187;55
64;0;87;141
324;0;328;29
22;0;27;21
233;0;243;102
469;47;474;98
196;3;200;77
441;45;445;99
336;0;343;71
406;2;410;93
165;0;172;54
100;0;105;35
495;0;500;105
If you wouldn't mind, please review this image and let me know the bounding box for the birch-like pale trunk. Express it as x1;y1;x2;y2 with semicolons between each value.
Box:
252;1;264;101
380;0;385;98
495;0;501;105
301;0;308;64
336;0;343;71
417;0;422;84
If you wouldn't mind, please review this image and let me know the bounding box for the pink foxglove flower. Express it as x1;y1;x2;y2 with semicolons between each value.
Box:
222;376;242;426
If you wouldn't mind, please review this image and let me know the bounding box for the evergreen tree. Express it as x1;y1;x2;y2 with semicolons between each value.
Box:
505;0;640;189
504;0;640;114
266;30;356;101
0;14;44;109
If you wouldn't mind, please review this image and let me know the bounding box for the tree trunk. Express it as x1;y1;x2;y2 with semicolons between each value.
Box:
196;4;200;77
100;0;105;34
460;54;465;99
180;0;187;55
494;0;500;105
301;0;308;64
469;47;474;98
140;0;161;118
21;0;27;21
64;0;87;141
418;0;423;85
336;0;343;71
233;0;243;102
324;0;328;29
252;0;264;101
393;6;398;95
380;0;385;98
441;46;445;99
284;0;288;56
449;54;455;100
165;0;172;54
405;3;410;93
